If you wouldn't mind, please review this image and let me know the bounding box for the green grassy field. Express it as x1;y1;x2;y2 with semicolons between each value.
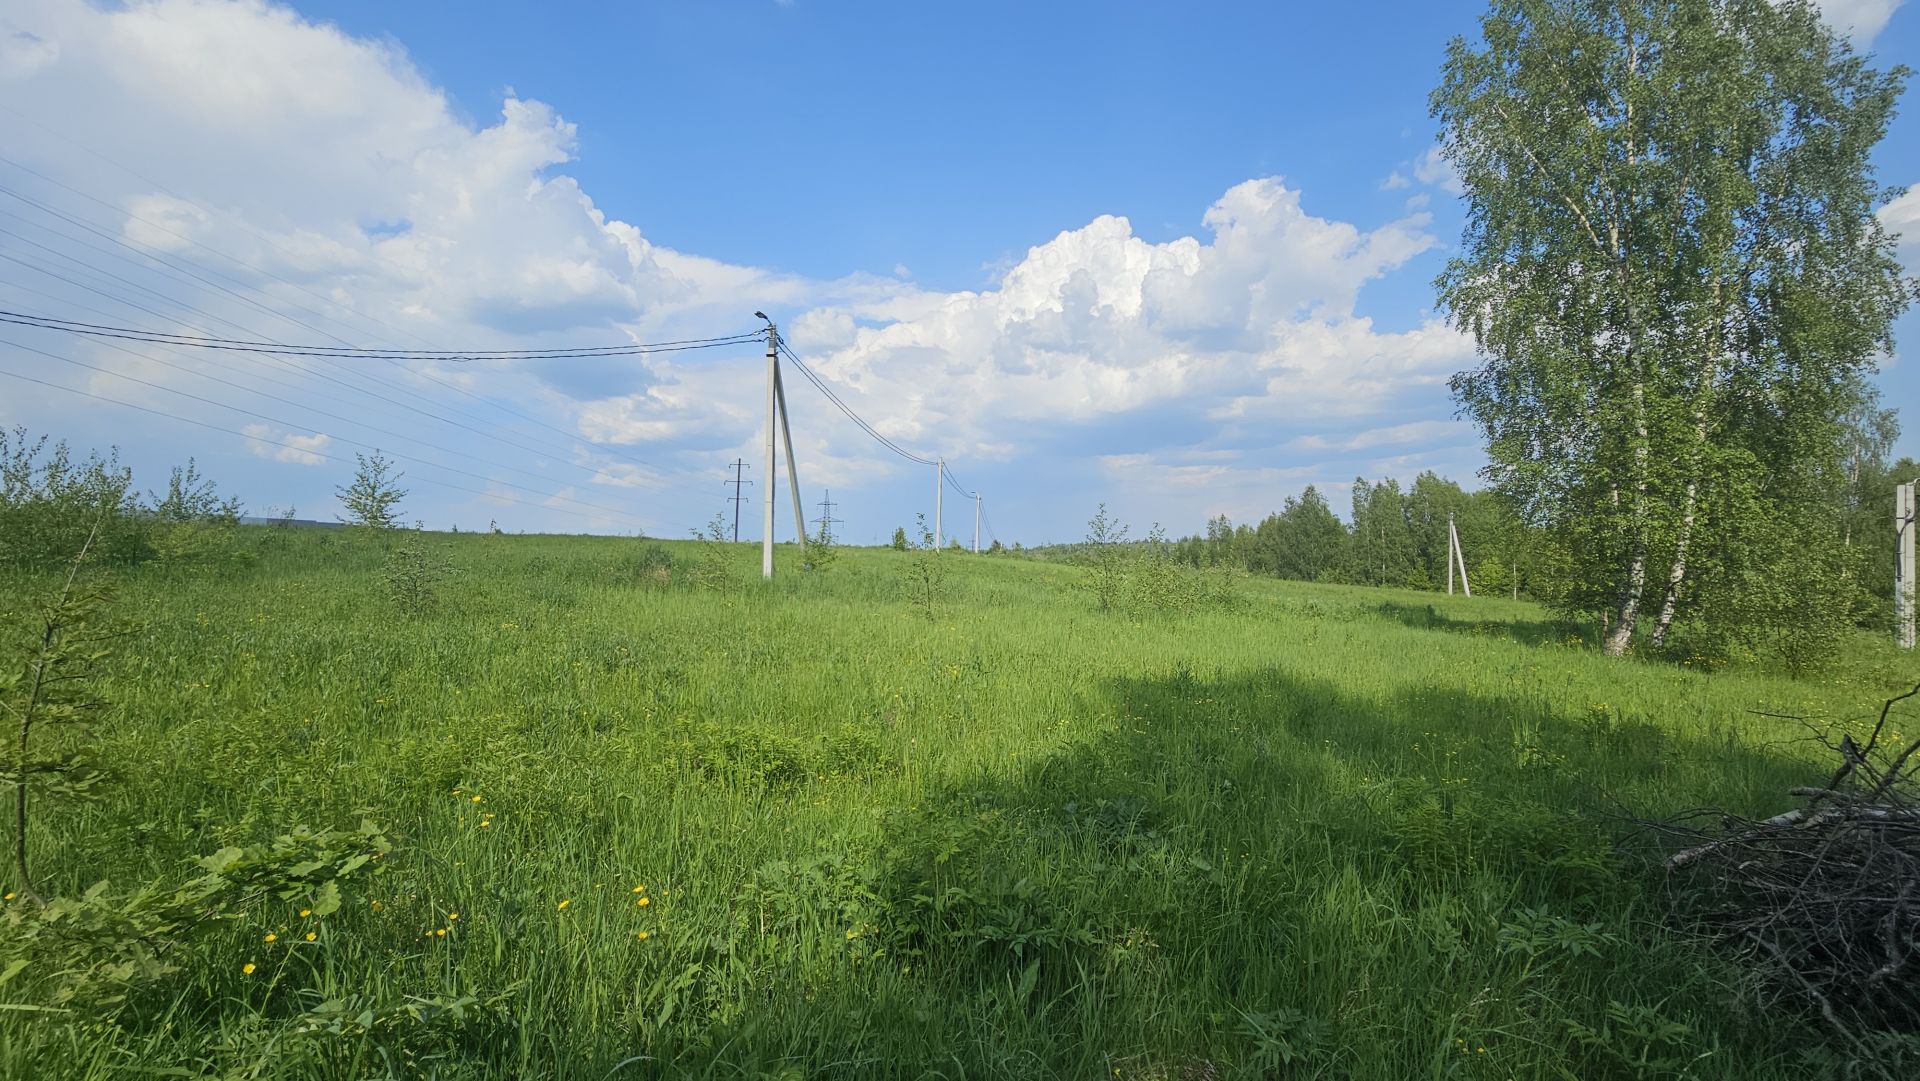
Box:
2;529;1914;1079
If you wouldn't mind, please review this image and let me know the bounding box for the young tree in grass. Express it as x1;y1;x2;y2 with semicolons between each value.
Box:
336;451;407;535
1435;0;1910;656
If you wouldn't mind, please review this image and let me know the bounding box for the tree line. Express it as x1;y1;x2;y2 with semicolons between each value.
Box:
1171;473;1536;596
1178;403;1914;673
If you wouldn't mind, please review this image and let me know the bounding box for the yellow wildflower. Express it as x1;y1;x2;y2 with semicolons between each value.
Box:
632;885;646;894
435;928;447;937
479;820;491;828
305;931;317;942
264;933;277;943
448;912;459;921
242;962;257;975
470;795;482;803
636;896;650;907
636;931;651;941
299;908;312;918
556;899;570;911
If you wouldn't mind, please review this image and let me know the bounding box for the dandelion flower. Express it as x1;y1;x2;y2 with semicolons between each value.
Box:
636;896;650;907
636;931;650;941
242;962;257;975
556;899;570;911
264;933;278;943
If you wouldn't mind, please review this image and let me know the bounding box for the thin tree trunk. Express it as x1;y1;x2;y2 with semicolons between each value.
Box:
1649;477;1698;648
1604;31;1648;660
1605;376;1651;658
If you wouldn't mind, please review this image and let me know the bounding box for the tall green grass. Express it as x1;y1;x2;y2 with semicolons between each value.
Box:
1;528;1912;1079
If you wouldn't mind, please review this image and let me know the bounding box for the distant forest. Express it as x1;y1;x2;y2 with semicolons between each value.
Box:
1169;456;1915;625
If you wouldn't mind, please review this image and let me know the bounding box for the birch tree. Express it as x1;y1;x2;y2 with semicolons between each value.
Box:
1434;0;1910;656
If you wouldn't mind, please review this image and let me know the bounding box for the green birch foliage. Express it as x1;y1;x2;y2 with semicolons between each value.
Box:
0;428;145;570
1434;0;1911;656
335;451;407;536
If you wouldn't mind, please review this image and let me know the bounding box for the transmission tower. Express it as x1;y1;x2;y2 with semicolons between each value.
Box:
726;459;752;542
815;489;843;543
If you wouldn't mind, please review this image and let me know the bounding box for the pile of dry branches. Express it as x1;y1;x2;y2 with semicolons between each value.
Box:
1657;685;1920;1042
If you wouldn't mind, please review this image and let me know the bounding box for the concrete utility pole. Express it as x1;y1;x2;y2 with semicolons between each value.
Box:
934;457;944;548
1898;481;1916;648
973;492;980;553
1446;512;1472;597
760;317;777;579
773;364;807;550
726;459;751;543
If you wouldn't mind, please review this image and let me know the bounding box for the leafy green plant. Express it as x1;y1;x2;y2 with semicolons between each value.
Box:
383;529;451;616
336;451;406;536
691;513;739;592
1235;1005;1332;1072
1;533;120;902
902;513;945;620
628;541;675;587
1083;503;1130;614
0;820;390;1011
1564;1000;1710;1079
1125;524;1185;618
147;460;248;568
804;527;840;574
0;428;145;570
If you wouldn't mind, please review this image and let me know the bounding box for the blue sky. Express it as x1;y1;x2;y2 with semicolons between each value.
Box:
0;0;1916;545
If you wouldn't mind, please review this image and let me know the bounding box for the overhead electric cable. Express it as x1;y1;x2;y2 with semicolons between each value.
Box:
0;139;734;496
0;287;697;494
46;328;653;512
0;334;657;523
0;309;762;360
774;335;936;466
0;125;449;349
0;367;653;531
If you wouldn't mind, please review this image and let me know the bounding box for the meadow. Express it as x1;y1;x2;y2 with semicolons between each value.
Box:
2;527;1915;1079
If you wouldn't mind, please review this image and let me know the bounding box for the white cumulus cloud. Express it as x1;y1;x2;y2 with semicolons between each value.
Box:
242;423;330;465
0;0;1480;536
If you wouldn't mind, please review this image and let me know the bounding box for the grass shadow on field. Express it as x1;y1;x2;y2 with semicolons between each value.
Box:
1373;600;1599;650
655;664;1834;1080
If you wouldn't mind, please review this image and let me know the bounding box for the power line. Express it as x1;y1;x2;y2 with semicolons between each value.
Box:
0;287;702;498
775;335;936;466
0;366;652;531
0;333;656;525
0;144;737;521
0;125;448;350
0;166;742;486
45;326;648;511
0;308;762;360
943;461;976;500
